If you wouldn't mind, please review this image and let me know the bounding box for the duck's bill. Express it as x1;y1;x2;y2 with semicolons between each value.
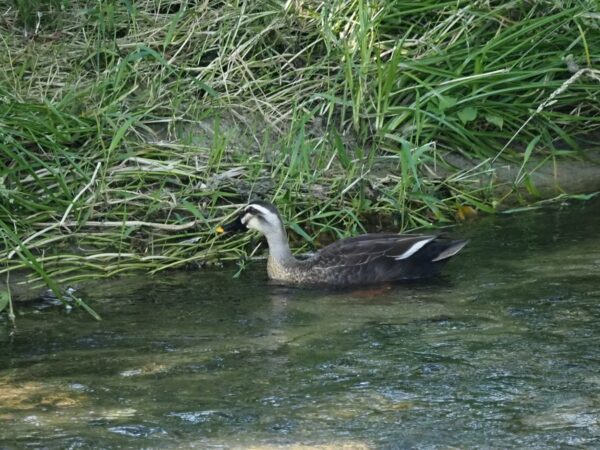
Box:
216;215;246;234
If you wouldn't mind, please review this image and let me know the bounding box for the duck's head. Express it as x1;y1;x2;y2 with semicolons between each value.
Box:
218;201;284;237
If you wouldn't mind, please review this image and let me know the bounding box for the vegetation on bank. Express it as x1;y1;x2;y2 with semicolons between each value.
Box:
1;0;599;312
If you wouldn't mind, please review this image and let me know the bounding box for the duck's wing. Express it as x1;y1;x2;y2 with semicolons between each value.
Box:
311;233;437;268
310;233;466;283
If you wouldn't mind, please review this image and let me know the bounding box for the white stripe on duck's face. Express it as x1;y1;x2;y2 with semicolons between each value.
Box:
241;203;283;235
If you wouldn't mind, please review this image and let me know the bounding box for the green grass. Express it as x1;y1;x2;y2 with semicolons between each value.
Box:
1;0;599;312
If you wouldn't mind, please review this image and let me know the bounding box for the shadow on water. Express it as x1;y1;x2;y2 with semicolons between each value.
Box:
1;198;600;448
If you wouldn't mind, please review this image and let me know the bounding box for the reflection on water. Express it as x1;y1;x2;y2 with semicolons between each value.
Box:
1;199;600;448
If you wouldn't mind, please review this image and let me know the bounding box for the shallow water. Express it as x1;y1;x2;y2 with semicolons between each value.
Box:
1;199;600;449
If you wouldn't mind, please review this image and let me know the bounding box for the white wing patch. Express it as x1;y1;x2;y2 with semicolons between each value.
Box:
393;237;435;260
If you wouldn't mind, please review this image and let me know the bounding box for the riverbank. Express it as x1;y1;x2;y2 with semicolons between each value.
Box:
4;146;600;304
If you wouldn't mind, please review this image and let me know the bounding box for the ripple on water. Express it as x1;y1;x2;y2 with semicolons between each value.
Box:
107;425;168;438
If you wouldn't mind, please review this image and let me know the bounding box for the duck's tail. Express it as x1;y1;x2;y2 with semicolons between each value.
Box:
431;239;469;262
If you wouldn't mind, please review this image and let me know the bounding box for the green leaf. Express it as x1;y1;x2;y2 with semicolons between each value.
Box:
107;115;138;155
457;107;478;124
522;135;541;166
164;9;184;49
436;95;457;113
515;135;542;184
485;114;504;129
181;200;207;222
524;175;541;197
332;128;350;170
566;192;600;201
289;222;314;245
0;290;8;313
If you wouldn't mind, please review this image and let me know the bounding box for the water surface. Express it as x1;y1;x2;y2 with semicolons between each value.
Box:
1;199;600;448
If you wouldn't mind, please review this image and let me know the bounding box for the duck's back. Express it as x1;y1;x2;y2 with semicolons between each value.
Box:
305;233;467;287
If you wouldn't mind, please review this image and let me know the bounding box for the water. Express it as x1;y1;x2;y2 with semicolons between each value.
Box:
1;199;600;449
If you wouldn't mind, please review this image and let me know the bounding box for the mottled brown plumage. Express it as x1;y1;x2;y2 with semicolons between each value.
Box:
220;201;467;287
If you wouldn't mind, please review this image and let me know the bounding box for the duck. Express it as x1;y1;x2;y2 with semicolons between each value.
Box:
218;201;467;287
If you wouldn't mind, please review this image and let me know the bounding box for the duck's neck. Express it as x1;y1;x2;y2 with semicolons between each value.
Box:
264;226;295;264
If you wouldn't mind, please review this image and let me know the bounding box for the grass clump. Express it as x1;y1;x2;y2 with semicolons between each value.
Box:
0;0;599;306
